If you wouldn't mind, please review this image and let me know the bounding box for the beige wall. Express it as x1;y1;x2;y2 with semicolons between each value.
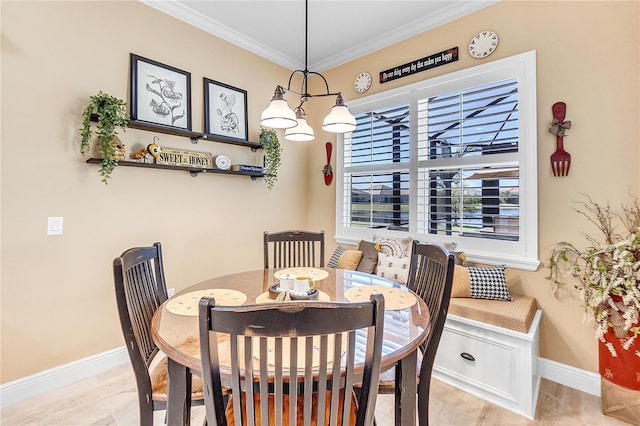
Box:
316;0;640;373
1;0;639;384
0;0;312;383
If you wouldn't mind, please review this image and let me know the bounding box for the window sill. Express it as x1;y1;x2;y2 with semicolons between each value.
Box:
462;250;540;271
335;235;540;271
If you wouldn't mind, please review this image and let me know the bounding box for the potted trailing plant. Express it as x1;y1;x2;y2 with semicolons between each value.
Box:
547;194;640;423
79;91;128;184
259;127;282;190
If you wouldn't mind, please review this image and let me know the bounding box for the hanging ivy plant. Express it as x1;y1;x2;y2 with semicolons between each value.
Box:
260;127;282;190
79;91;128;184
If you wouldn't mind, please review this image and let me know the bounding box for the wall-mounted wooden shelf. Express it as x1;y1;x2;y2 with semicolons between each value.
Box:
90;115;263;151
86;158;264;180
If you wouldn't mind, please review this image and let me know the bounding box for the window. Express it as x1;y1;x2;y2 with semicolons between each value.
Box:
336;51;538;270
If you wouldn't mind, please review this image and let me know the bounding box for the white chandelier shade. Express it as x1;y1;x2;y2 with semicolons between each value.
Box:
260;87;297;129
284;108;315;141
260;0;356;139
322;95;357;133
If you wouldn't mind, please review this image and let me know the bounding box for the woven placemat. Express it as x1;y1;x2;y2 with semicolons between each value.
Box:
344;285;417;310
166;289;247;316
274;267;329;281
255;290;331;304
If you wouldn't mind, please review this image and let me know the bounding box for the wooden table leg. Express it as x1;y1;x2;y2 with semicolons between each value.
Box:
395;350;418;426
167;357;192;426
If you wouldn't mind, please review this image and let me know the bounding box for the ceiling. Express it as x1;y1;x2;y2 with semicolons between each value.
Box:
141;0;499;72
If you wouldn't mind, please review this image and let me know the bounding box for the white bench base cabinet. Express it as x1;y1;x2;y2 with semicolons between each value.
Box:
432;309;542;420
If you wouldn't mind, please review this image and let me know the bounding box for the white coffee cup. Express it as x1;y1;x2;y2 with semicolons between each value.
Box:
279;276;295;290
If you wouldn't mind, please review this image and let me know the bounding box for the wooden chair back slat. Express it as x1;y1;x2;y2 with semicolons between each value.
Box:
329;335;343;426
264;230;325;269
123;259;163;363
199;298;385;426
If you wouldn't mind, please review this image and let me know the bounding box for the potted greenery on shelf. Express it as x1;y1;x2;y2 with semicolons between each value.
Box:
259;127;281;189
79;91;128;184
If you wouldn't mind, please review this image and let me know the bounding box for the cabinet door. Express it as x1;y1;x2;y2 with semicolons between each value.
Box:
435;325;517;396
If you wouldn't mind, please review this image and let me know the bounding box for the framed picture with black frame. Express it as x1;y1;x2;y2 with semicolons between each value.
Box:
203;77;248;142
130;53;192;131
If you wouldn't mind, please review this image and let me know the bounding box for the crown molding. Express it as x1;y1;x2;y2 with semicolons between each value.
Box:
312;0;500;71
139;0;499;72
139;0;301;70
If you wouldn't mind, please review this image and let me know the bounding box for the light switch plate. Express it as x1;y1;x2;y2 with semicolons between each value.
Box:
47;217;63;235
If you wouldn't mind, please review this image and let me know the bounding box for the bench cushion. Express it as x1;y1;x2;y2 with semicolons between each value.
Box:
448;294;537;333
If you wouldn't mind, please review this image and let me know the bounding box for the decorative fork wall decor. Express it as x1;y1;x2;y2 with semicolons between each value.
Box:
549;102;572;176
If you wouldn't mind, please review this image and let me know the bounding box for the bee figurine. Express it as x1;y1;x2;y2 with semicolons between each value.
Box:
130;148;148;162
130;137;162;163
147;142;162;158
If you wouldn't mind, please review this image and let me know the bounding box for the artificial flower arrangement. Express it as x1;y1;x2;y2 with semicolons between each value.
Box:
547;194;640;356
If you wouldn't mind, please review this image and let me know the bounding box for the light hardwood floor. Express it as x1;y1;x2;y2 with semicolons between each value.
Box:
0;363;631;425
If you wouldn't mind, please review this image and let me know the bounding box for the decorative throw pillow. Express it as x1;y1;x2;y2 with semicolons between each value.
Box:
356;240;379;273
373;236;413;257
451;264;472;298
468;265;512;301
327;246;346;268
452;251;466;265
337;250;363;270
441;241;458;253
376;253;411;285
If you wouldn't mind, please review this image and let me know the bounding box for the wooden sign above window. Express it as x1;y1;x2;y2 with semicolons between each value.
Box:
379;47;459;84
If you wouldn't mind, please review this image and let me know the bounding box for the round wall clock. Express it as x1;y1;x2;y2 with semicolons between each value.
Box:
468;30;499;59
354;72;372;93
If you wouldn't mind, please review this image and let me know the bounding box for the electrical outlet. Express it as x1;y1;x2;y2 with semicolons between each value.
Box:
47;217;63;235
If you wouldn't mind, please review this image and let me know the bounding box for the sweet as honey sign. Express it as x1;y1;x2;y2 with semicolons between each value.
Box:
156;148;212;168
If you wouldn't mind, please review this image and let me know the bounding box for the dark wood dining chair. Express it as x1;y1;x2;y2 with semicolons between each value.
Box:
374;241;454;426
113;242;205;425
263;230;325;269
198;295;385;426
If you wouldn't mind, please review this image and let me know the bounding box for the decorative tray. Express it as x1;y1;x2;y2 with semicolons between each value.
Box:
268;284;319;300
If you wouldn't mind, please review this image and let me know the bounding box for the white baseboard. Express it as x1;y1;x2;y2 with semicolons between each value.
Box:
539;357;601;397
0;348;601;409
0;346;129;409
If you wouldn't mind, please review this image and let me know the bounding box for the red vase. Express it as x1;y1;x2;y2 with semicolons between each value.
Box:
598;313;640;425
598;329;640;390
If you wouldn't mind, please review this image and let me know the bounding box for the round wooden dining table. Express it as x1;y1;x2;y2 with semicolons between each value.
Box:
151;267;431;426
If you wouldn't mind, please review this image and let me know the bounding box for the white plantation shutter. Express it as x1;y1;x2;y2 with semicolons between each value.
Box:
336;52;538;270
416;78;520;241
345;104;410;167
343;103;410;230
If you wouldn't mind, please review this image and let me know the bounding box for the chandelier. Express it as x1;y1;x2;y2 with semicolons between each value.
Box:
260;0;356;141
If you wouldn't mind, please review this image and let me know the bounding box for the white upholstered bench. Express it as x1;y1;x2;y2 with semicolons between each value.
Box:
331;238;542;419
433;294;542;419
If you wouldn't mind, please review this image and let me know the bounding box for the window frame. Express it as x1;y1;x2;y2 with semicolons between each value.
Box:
335;51;539;271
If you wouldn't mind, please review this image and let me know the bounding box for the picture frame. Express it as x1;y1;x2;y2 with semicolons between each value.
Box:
204;78;248;142
130;53;192;131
